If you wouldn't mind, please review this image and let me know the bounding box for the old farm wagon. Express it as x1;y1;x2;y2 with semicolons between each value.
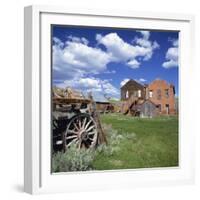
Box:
52;87;107;152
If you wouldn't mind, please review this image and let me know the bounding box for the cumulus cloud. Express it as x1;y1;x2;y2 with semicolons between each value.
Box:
138;78;146;82
171;39;178;47
96;32;159;68
53;36;120;99
56;77;119;101
134;31;160;61
162;39;179;68
67;35;89;45
135;31;151;47
53;37;112;81
138;31;150;40
134;78;147;84
53;32;159;81
127;59;140;69
53;32;159;99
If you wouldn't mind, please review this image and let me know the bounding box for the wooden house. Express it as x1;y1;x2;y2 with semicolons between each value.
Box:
120;79;145;100
130;99;157;117
120;78;176;117
95;101;114;113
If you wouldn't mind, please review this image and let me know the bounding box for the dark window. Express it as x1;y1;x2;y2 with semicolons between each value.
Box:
156;104;161;112
157;89;161;100
165;89;169;98
166;104;169;114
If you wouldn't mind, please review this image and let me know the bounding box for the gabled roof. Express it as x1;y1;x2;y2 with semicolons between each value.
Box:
136;99;157;106
120;79;144;89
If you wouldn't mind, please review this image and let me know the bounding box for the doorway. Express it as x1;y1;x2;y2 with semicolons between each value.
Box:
166;104;169;115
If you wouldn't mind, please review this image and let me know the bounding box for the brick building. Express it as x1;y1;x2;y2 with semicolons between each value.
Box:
120;79;176;116
147;79;176;115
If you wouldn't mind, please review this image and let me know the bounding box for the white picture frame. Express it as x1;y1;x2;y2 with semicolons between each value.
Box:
24;5;195;194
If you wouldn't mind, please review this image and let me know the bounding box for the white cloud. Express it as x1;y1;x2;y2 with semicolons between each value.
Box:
53;37;112;80
97;33;137;61
168;38;178;47
102;80;119;96
96;34;102;41
127;59;140;69
120;78;130;87
135;38;151;48
96;32;159;68
56;77;119;101
53;32;159;82
134;31;160;60
53;37;64;48
138;31;150;40
134;78;147;84
64;41;111;71
138;78;146;82
103;70;116;74
53;32;159;100
162;39;178;68
53;36;122;100
67;35;89;45
172;39;178;47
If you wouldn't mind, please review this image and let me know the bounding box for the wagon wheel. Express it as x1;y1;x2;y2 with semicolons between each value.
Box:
65;113;98;149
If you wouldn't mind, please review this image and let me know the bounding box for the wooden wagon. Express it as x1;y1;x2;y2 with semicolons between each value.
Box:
52;95;107;152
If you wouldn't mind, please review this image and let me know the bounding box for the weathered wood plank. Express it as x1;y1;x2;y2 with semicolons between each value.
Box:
53;97;91;104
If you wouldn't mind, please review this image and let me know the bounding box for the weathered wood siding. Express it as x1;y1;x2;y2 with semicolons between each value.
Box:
95;102;114;113
140;101;157;117
121;79;145;100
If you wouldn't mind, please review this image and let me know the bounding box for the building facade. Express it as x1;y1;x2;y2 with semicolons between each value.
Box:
121;79;145;100
130;99;157;117
147;79;176;115
120;79;176;116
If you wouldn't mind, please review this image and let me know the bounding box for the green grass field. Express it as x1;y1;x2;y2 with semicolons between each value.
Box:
93;113;179;170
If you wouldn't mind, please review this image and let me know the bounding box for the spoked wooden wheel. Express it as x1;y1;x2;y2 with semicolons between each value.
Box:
65;113;98;149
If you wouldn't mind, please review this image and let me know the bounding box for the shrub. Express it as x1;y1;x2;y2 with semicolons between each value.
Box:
52;144;95;172
96;124;126;156
52;124;137;172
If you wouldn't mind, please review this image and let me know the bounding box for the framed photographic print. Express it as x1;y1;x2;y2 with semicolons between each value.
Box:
24;5;195;194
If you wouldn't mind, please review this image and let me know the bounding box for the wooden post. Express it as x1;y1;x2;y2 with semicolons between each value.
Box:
88;93;107;145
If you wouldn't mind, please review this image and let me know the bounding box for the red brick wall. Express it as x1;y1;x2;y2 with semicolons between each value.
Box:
147;79;176;115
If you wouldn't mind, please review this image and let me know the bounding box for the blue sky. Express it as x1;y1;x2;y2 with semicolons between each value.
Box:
52;25;179;101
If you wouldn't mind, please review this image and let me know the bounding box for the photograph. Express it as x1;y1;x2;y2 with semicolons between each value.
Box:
51;25;179;173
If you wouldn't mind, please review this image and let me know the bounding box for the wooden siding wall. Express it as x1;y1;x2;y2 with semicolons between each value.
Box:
121;80;145;100
140;101;157;117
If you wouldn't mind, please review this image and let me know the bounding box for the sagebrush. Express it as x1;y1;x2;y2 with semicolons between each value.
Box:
52;124;127;172
52;144;95;172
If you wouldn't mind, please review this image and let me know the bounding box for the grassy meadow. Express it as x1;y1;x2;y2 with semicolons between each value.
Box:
93;113;179;170
52;113;178;172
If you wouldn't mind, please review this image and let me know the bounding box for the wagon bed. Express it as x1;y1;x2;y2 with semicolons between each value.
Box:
53;97;91;105
52;95;107;152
